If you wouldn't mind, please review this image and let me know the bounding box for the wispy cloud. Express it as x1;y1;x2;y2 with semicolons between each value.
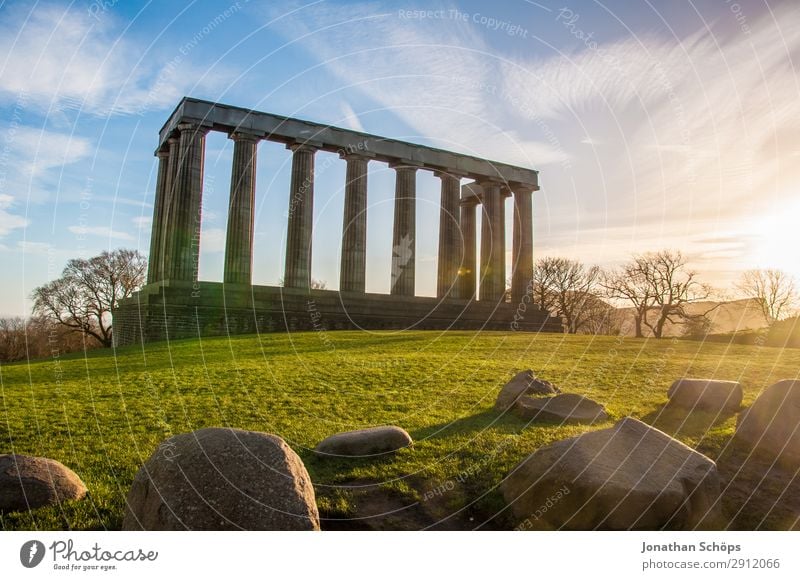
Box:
16;240;52;255
67;225;133;240
263;1;800;278
339;100;365;132
131;215;151;228
0;4;236;116
261;2;570;166
0;194;28;237
11;127;91;178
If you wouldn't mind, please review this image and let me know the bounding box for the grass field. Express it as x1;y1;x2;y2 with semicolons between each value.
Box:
1;330;798;531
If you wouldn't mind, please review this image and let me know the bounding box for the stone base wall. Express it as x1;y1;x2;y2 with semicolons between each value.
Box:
112;281;564;346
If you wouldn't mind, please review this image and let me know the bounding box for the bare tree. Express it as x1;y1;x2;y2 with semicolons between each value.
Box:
736;269;798;324
682;312;714;340
0;317;27;361
642;250;716;338
531;258;560;315
578;293;622;335
31;249;146;347
604;250;716;338
533;257;602;334
278;278;328;290
601;255;656;338
0;316;95;362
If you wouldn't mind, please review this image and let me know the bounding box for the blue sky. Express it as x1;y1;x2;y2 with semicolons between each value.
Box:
1;0;798;316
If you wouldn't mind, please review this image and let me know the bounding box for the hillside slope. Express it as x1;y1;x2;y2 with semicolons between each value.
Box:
614;298;768;337
1;331;798;530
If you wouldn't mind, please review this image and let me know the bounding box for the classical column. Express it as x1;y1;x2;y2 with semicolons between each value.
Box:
164;123;208;282
223;132;259;285
390;164;417;296
458;193;479;300
284;143;317;289
339;154;370;293
479;180;506;302
146;148;171;284
156;137;180;282
436;171;462;298
511;185;535;304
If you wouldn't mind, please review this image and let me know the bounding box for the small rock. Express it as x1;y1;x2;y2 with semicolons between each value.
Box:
668;378;742;412
515;393;608;424
0;454;87;513
495;370;560;412
502;417;722;530
735;379;800;467
315;426;412;457
122;427;319;530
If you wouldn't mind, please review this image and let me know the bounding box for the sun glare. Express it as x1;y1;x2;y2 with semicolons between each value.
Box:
749;200;800;279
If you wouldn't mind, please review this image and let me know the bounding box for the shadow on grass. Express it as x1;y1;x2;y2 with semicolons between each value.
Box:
641;403;738;439
301;450;400;480
717;446;800;530
411;409;528;442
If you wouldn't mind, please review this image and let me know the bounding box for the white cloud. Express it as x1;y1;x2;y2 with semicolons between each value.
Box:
263;1;800;283
498;6;800;227
67;225;133;240
0;4;236;116
261;3;569;167
10;127;91;178
0;194;29;236
16;241;52;255
0;125;92;205
132;215;151;228
340;101;365;132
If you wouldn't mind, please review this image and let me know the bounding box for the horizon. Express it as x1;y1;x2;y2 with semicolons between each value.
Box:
1;0;798;316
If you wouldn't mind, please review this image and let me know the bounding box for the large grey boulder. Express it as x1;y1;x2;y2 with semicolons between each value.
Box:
668;378;742;412
515;393;608;424
735;379;800;467
122;428;319;530
0;454;87;512
315;426;412;458
495;370;560;412
502;417;721;530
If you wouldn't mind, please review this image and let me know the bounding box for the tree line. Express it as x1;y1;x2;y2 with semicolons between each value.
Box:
520;250;797;338
0;249;146;362
0;247;796;362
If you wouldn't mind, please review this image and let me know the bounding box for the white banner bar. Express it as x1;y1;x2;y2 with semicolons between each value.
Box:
1;532;797;579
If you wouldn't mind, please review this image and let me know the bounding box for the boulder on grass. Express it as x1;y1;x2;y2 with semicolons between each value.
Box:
735;379;800;467
502;417;721;530
515;393;608;424
0;454;87;513
315;426;412;457
495;370;560;412
122;428;319;530
668;378;742;413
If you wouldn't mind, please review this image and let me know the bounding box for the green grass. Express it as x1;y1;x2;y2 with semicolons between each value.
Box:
1;330;798;530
